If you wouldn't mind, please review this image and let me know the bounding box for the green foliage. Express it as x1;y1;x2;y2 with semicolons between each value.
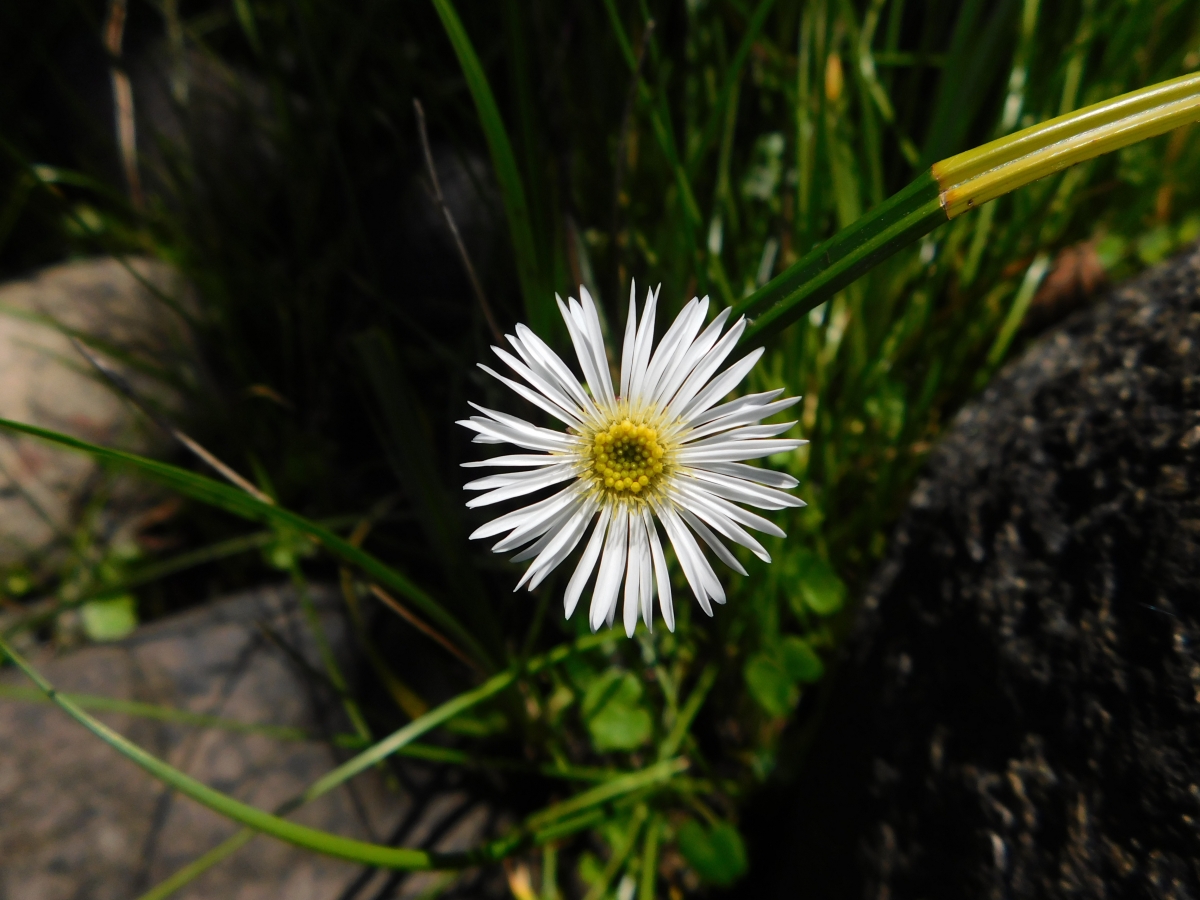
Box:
790;549;847;617
2;0;1200;895
677;819;749;886
583;670;653;752
744;651;795;716
80;595;138;642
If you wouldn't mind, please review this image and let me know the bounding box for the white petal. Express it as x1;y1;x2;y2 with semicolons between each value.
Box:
676;439;805;463
511;325;603;422
590;506;629;632
663;316;746;419
518;500;597;589
469;483;582;541
623;510;646;637
677;507;747;579
472;433;506;444
644;507;674;632
478;363;585;429
682;421;798;448
464;460;578;491
565;505;611;618
465;464;578;508
459;414;577;454
655;500;722;613
628;285;659;406
641;297;706;404
677;348;764;423
578;287;615;406
653;306;731;410
639;515;654;631
527;503;597;590
558;295;611;411
508;499;581;560
698;460;800;489
485;350;590;426
675;481;786;538
462;454;575;469
680;467;804;509
687;389;785;428
672;482;771;562
619;280;638;400
680;395;799;441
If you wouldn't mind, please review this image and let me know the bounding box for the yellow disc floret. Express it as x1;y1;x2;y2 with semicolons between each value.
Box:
588;418;666;498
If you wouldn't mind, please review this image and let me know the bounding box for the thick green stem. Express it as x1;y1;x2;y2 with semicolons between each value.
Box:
736;71;1200;343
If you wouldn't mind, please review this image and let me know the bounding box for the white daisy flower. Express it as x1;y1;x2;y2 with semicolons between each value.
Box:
458;283;806;636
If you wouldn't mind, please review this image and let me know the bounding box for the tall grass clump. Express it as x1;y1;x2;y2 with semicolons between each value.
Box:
1;0;1199;896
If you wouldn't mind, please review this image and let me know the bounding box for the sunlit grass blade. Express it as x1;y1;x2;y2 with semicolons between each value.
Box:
934;71;1200;216
130;631;615;895
0;684;321;743
430;0;549;331
0;631;439;869
0;417;494;671
737;72;1200;341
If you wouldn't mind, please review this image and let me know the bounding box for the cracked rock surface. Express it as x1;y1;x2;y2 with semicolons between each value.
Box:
751;243;1200;899
0;585;494;899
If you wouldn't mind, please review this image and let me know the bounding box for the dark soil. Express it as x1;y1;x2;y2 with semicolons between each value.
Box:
744;242;1200;899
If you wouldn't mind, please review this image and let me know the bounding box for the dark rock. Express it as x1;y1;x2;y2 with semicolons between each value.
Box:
755;242;1200;899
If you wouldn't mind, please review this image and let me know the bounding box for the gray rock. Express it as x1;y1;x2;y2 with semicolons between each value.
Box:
0;584;492;899
0;256;191;567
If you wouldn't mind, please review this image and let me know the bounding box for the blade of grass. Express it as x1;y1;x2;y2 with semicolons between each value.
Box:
638;813;663;900
738;72;1200;340
134;631;616;896
352;328;500;653
685;0;778;179
602;0;704;257
0;631;438;869
659;663;717;759
0;417;494;671
582;805;648;900
0;683;322;743
980;251;1050;375
429;0;549;331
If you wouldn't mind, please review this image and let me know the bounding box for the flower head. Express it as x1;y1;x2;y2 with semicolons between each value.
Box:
459;284;805;635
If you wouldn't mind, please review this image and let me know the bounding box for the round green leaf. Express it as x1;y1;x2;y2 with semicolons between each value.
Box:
582;670;651;752
677;819;748;886
780;636;825;683
744;652;793;716
80;595;138;642
790;550;847;616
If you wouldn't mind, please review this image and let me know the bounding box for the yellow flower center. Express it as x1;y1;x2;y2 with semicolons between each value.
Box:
588;418;666;498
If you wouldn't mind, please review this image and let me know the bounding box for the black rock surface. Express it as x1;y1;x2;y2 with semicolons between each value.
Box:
749;243;1200;899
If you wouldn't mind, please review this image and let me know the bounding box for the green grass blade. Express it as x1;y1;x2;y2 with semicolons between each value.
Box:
935;71;1200;216
430;0;549;331
353;329;500;647
0;684;315;743
739;72;1200;342
736;171;945;339
686;0;779;179
0;632;438;870
0;417;494;671
133;631;616;896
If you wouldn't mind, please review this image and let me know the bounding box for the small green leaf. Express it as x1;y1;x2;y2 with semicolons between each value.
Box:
80;595;138;642
677;819;748;886
780;636;824;684
582;670;651;752
790;550;847;617
743;652;793;716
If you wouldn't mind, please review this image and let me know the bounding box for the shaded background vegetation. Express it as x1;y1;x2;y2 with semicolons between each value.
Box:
1;0;1199;895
